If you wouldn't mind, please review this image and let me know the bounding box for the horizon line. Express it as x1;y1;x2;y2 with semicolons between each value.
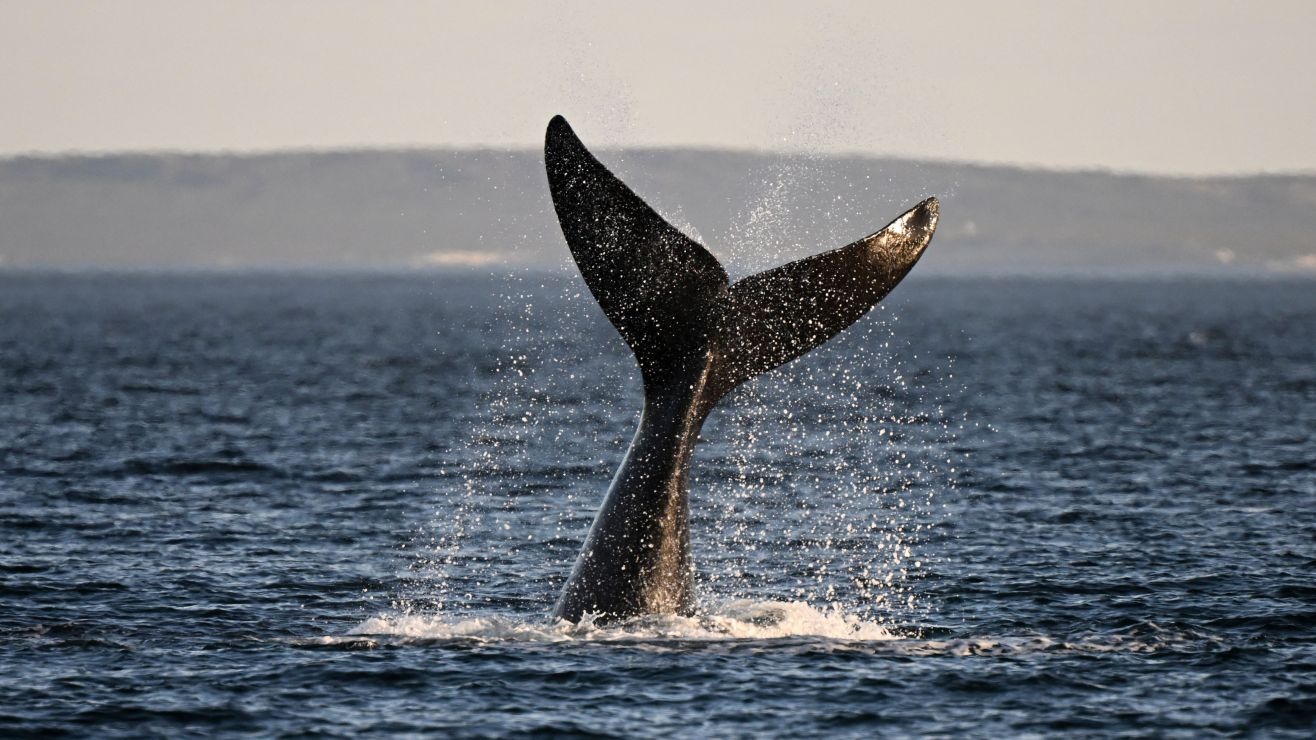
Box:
3;143;1314;181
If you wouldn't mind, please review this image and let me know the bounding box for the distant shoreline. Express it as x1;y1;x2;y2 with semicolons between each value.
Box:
3;149;1313;273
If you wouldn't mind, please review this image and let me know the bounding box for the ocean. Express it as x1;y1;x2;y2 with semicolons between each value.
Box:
2;272;1313;736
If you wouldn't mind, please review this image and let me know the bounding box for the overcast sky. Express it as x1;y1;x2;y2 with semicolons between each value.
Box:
2;1;1313;175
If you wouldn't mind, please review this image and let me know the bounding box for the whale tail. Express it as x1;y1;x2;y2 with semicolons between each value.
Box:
544;114;938;403
545;115;937;622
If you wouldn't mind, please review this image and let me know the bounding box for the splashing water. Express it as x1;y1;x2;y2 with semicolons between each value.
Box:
342;599;1211;659
384;162;963;635
350;599;896;644
696;315;956;627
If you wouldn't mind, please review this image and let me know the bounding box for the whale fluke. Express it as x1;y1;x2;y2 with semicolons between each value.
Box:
712;197;938;397
544;115;938;623
545;116;728;388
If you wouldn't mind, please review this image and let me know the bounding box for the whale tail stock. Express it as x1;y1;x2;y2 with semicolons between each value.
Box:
543;115;937;622
544;114;939;406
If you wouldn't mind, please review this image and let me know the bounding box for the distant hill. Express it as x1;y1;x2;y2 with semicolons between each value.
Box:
1;148;1313;274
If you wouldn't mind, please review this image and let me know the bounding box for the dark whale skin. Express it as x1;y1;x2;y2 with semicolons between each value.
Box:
544;115;938;623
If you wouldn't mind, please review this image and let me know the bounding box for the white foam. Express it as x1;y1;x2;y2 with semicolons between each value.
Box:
335;599;898;645
313;602;1209;656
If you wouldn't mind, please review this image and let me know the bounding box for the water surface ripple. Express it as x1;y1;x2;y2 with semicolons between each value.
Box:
1;273;1313;737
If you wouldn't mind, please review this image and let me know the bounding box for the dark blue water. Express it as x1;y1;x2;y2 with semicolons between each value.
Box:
2;272;1313;737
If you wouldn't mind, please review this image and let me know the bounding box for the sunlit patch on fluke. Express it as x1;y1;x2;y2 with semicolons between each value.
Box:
544;115;938;624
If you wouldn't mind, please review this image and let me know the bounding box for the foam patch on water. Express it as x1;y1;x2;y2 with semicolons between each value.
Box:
334;599;898;645
308;603;1217;658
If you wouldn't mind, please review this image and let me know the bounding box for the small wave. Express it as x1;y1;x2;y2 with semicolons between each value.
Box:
117;381;204;396
107;457;283;478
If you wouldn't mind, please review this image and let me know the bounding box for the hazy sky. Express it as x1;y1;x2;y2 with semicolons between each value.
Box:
2;0;1314;174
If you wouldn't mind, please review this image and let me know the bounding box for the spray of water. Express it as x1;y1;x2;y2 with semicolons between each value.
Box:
376;90;964;638
378;215;961;641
